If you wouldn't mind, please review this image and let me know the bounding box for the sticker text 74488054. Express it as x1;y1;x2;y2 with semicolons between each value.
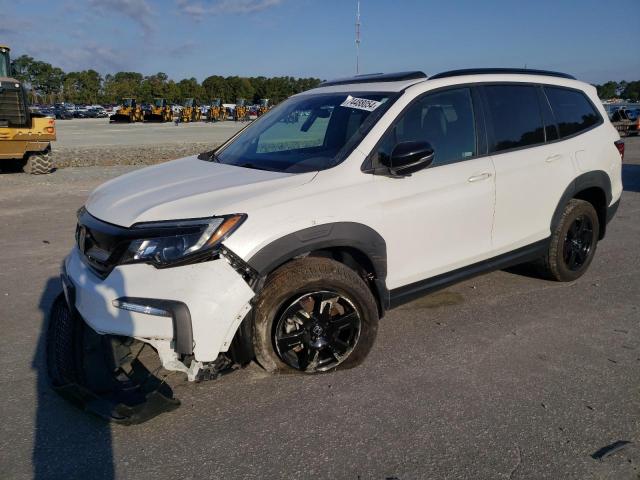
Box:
340;95;382;112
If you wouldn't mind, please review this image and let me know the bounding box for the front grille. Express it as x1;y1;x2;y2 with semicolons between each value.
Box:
76;209;131;278
0;87;28;127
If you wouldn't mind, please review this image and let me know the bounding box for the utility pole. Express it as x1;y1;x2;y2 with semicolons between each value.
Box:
355;0;361;74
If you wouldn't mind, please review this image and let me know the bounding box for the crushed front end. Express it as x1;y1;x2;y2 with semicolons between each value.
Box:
47;208;256;424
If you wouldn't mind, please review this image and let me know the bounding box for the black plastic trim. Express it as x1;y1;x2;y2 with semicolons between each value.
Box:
320;71;427;87
247;222;389;309
389;238;550;308
114;297;194;355
430;68;575;80
606;199;620;224
551;170;612;239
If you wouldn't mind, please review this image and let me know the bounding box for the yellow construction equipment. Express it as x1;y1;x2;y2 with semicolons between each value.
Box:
180;98;202;122
110;98;144;123
0;45;56;174
145;98;173;122
258;98;270;117
234;98;248;122
207;98;225;122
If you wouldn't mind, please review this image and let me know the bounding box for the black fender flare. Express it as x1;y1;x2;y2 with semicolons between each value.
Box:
550;170;612;237
247;222;390;311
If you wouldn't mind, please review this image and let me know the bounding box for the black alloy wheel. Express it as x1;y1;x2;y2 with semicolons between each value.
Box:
563;214;594;271
274;290;361;372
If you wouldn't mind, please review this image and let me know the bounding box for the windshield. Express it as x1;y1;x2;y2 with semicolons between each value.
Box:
154;98;164;107
123;98;133;107
213;91;395;173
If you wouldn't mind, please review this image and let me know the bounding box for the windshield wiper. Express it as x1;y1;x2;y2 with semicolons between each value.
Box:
197;150;220;162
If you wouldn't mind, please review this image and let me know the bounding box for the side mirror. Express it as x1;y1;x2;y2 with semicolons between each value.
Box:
385;141;434;176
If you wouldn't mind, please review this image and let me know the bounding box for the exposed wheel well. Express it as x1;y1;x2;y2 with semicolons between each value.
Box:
304;247;385;316
573;187;607;239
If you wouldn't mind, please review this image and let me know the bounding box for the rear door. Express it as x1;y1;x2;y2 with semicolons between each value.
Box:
483;83;575;253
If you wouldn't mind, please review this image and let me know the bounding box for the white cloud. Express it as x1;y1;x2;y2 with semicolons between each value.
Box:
89;0;155;35
176;0;283;18
26;42;130;73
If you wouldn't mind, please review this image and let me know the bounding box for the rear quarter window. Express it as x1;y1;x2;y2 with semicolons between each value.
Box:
544;86;601;138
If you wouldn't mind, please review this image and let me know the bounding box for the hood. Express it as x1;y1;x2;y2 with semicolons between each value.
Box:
85;156;316;226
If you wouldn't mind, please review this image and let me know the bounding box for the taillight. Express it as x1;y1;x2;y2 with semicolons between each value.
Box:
614;140;624;162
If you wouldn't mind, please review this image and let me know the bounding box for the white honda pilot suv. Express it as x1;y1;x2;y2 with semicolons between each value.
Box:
49;69;623;423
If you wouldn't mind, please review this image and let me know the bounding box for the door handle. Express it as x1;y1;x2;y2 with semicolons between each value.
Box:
467;172;492;183
545;154;563;163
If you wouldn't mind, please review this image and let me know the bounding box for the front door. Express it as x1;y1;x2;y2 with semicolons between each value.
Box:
368;87;496;290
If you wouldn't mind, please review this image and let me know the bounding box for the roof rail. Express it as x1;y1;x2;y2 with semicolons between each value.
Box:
429;68;576;80
320;71;427;87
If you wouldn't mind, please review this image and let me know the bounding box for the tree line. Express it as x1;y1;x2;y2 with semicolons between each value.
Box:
595;81;640;101
10;55;322;105
11;54;639;104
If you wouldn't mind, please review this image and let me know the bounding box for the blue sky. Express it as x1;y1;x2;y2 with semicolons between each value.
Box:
2;0;639;83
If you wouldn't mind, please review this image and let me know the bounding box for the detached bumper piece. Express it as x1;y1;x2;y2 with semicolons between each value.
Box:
47;294;180;425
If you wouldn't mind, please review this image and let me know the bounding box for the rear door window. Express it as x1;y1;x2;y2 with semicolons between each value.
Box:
484;85;545;153
544;86;601;137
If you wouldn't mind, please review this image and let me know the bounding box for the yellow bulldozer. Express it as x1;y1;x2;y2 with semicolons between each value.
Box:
0;45;56;174
258;98;270;117
145;98;173;122
207;98;225;122
234;98;249;122
110;98;144;123
180;98;202;122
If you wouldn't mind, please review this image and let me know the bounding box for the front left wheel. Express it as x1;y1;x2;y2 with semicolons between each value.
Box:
252;257;379;374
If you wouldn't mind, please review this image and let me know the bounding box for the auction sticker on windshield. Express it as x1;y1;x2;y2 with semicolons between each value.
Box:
340;95;382;112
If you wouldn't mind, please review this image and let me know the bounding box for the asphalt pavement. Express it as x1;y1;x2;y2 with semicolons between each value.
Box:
0;137;638;479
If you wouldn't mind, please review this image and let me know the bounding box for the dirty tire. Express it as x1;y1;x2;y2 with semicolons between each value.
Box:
537;199;599;282
252;257;379;374
23;152;53;175
46;294;83;386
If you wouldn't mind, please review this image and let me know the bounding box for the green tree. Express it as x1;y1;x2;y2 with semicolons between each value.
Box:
64;70;102;104
139;72;170;102
103;72;144;103
596;81;619;99
176;77;204;102
621;81;640;101
202;75;230;102
10;55;65;103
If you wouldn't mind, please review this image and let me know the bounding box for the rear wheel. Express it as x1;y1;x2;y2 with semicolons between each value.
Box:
253;257;379;374
23;152;53;175
538;199;599;281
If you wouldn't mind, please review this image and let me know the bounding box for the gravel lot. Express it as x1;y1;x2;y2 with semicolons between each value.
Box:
20;118;245;169
0;137;638;479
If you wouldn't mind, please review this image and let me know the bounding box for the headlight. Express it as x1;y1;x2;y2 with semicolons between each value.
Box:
120;214;246;267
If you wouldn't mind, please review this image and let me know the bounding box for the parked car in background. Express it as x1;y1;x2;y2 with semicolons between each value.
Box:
610;108;640;136
53;105;74;120
93;107;109;118
39;107;55;118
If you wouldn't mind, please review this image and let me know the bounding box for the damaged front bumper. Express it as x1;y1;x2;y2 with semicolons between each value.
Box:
48;292;181;424
64;247;255;376
48;248;256;424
